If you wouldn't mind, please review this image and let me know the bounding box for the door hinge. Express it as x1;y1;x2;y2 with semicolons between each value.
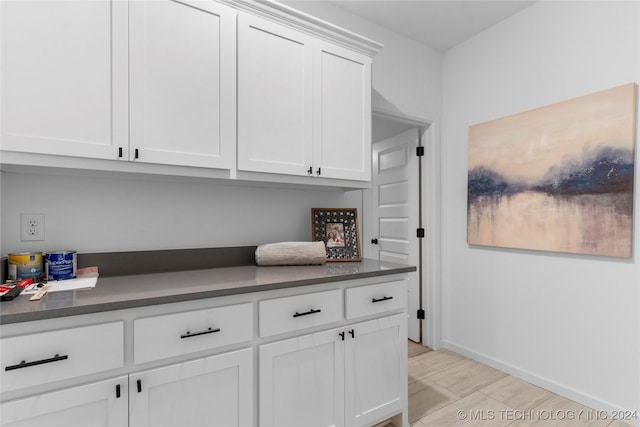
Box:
417;309;425;320
416;146;425;157
417;228;425;238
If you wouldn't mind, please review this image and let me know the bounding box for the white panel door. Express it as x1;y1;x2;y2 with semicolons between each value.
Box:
129;0;236;168
1;0;127;159
259;328;344;427
129;348;253;427
0;376;128;427
372;129;421;342
345;315;407;427
315;42;371;181
237;12;313;176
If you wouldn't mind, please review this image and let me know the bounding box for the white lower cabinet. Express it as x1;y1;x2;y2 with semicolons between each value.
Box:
345;314;407;427
259;314;406;427
0;376;128;427
259;328;345;427
129;348;253;427
0;276;409;427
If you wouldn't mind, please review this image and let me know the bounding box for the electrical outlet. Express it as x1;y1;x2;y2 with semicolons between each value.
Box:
21;213;45;241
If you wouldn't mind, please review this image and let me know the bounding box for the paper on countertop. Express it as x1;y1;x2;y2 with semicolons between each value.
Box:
23;273;99;294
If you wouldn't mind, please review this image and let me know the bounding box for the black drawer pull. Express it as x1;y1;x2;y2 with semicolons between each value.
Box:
180;327;221;339
372;296;393;303
137;379;142;393
116;384;121;398
293;308;321;318
5;354;68;371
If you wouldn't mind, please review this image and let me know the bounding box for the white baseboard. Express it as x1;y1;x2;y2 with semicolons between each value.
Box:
442;340;639;427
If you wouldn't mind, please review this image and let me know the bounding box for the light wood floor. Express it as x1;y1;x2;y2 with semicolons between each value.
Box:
380;342;634;427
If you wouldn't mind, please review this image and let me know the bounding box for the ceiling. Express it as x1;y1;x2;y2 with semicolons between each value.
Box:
324;0;537;52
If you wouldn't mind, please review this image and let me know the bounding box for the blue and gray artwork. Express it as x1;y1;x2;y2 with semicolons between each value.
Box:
467;83;636;257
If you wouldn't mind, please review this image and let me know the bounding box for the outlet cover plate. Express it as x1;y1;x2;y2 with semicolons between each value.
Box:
21;213;45;241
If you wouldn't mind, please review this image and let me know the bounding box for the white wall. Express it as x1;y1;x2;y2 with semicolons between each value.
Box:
442;0;639;415
1;172;364;255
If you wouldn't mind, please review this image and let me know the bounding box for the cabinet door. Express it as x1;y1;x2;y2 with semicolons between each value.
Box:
129;0;236;168
314;42;372;181
237;13;313;177
259;328;345;427
1;0;127;159
345;314;407;427
129;348;253;427
0;376;128;427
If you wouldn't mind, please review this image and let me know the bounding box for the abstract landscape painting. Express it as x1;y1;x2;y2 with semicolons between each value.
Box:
467;83;637;257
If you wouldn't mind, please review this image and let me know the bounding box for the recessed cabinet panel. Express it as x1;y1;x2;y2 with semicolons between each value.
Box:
316;45;371;181
346;314;406;426
0;376;128;427
259;329;344;427
130;348;253;427
129;0;236;168
1;0;127;159
237;12;313;176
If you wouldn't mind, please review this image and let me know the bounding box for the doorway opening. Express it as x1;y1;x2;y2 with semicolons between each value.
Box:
364;111;441;350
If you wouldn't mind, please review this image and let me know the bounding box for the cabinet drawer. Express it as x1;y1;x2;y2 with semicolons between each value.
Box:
345;281;407;319
1;322;124;393
134;303;253;364
259;289;342;337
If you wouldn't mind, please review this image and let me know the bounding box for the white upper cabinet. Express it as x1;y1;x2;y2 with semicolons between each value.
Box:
1;0;381;185
1;0;235;170
129;0;236;168
1;0;128;159
237;12;374;182
237;13;314;177
315;42;372;181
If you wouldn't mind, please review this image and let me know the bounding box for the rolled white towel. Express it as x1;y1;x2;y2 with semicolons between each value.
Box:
255;241;326;266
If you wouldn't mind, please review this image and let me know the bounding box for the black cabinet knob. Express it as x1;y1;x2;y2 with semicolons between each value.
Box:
371;238;378;245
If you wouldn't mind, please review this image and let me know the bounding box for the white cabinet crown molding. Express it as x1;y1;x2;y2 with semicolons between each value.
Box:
224;0;384;57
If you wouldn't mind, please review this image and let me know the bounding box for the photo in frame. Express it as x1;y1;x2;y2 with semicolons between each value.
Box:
311;208;361;261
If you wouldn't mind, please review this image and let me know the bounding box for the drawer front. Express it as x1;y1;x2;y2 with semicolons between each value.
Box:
345;280;407;319
259;289;342;337
134;303;253;364
1;322;124;393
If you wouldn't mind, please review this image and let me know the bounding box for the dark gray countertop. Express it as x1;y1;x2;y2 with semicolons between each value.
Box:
0;259;415;324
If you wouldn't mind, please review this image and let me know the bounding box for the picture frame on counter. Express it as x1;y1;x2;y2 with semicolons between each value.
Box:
311;208;361;261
